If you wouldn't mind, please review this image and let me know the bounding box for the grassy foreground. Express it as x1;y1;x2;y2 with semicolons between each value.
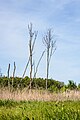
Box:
0;100;80;120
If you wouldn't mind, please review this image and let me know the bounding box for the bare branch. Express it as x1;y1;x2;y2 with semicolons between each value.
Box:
49;40;56;62
28;23;34;38
32;31;38;52
33;50;45;78
22;57;30;78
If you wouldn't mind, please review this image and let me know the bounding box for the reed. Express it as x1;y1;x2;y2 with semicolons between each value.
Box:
0;87;80;101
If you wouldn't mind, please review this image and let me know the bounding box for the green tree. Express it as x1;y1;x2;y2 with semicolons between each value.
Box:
67;80;77;90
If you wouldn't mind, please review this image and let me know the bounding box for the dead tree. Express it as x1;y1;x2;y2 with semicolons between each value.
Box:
28;23;38;89
12;62;16;87
43;29;56;89
21;23;37;89
7;63;10;88
22;23;45;89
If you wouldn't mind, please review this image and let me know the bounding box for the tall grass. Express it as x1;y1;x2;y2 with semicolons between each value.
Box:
0;87;80;101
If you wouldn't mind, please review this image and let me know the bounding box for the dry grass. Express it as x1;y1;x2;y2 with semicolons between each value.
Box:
0;87;80;101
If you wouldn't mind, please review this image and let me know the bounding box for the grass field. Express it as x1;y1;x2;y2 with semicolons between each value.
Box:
0;100;80;120
0;88;80;120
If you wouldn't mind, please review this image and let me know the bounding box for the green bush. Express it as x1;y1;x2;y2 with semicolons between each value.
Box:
48;85;59;92
67;80;77;90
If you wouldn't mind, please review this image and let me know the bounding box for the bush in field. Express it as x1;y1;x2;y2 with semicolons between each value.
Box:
18;76;30;88
48;80;64;92
60;85;67;92
0;77;9;87
67;80;77;90
48;85;59;92
32;78;46;89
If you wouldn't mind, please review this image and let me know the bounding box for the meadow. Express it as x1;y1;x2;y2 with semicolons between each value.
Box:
0;100;80;120
0;77;80;119
0;88;80;120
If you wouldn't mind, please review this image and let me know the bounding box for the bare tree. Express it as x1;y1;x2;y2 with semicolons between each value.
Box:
7;63;10;89
12;62;16;87
21;23;38;89
28;23;38;89
43;29;56;89
22;23;45;90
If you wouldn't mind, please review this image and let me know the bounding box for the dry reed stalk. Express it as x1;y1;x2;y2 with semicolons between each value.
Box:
0;88;80;101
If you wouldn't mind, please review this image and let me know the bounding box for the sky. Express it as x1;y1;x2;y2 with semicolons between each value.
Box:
0;0;80;84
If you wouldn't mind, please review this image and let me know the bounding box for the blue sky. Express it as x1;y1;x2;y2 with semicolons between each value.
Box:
0;0;80;84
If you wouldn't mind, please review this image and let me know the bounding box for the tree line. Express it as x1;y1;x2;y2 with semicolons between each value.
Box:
0;76;80;92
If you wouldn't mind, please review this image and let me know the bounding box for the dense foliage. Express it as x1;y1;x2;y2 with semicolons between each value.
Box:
0;76;65;91
0;76;79;92
0;100;80;120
